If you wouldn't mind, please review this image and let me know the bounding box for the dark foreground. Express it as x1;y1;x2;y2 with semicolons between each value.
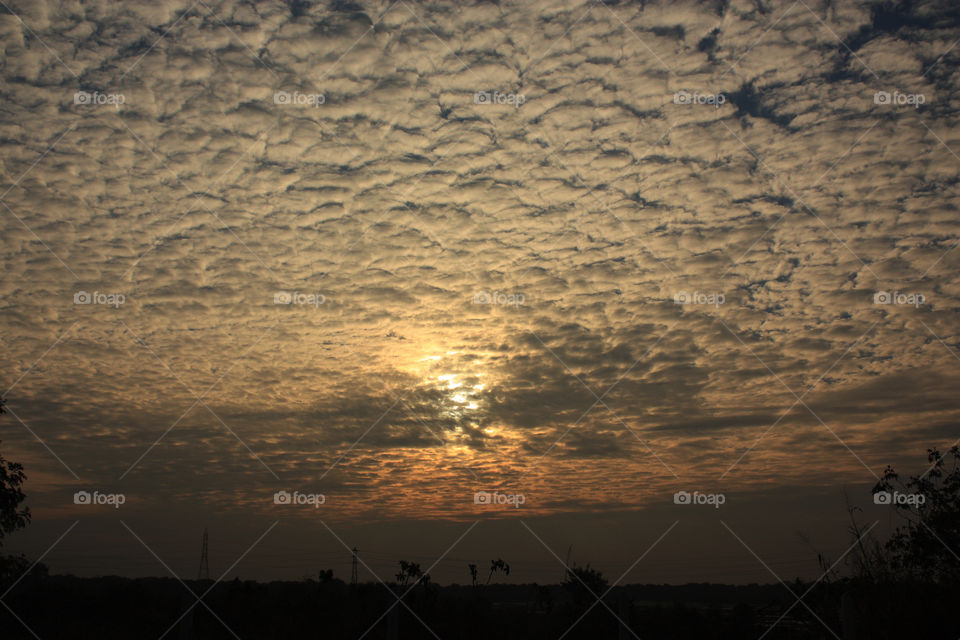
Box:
1;574;957;639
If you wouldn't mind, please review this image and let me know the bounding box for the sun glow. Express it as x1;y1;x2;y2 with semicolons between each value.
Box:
409;349;494;425
433;374;480;410
424;369;486;419
437;374;462;389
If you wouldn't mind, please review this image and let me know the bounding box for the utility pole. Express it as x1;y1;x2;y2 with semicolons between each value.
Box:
198;528;209;581
351;547;358;586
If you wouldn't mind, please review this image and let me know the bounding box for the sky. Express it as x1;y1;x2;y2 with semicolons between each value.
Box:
1;0;959;586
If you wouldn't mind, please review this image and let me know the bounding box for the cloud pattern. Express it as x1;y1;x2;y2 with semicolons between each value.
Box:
1;0;959;555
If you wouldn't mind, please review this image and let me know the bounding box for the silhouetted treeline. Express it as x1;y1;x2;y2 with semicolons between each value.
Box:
0;576;785;639
3;574;957;639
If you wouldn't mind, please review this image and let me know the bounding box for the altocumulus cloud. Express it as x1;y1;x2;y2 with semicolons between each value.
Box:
1;0;959;524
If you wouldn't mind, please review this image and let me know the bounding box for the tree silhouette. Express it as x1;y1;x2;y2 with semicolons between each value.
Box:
562;562;608;604
807;446;960;639
487;558;509;584
317;569;334;583
872;445;960;583
0;398;31;547
468;563;478;587
395;560;423;587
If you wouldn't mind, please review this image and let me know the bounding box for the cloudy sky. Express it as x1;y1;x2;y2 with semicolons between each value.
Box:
2;0;959;585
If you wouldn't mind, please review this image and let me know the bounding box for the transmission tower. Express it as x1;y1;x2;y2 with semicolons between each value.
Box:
198;528;209;581
351;547;358;586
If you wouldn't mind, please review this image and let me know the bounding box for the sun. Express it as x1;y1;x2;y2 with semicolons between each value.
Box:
432;373;483;413
413;352;488;419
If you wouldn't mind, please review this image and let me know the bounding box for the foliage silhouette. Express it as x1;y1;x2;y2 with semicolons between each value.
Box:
0;398;31;546
486;558;509;584
872;445;960;583
804;445;960;640
395;560;430;590
562;562;609;608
